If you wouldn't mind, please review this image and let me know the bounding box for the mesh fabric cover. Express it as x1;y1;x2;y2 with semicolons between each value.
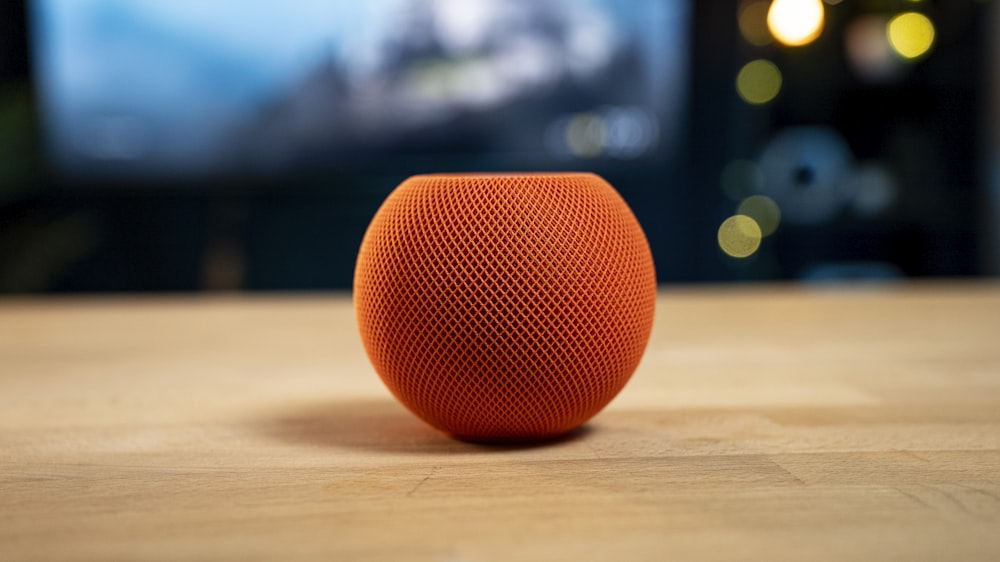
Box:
354;173;656;441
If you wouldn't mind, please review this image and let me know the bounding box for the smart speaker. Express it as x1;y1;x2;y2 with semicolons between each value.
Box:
354;173;656;442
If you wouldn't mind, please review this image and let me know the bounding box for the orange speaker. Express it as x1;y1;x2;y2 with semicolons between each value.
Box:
354;173;656;442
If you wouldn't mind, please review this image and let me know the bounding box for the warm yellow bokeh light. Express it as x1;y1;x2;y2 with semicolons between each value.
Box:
739;1;773;47
718;215;763;258
767;0;825;47
887;12;935;60
737;195;782;236
736;59;782;105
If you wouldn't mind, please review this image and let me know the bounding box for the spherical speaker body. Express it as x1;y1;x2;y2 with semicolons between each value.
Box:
354;173;656;441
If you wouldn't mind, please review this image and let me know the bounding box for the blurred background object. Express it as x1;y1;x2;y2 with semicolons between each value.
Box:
0;0;996;292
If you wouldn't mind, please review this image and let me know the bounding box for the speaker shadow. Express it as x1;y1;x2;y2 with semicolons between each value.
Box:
252;397;592;455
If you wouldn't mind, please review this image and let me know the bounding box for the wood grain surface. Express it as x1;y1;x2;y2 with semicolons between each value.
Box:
1;282;999;561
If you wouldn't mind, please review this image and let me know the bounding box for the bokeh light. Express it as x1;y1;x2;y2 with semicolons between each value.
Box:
737;195;781;236
849;164;897;217
547;106;658;159
887;12;935;60
601;106;659;159
736;59;782;105
738;1;773;47
565;112;606;157
845;14;902;82
767;0;825;47
718;215;763;258
757;126;854;224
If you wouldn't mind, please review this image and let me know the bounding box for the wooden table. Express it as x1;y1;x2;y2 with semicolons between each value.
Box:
2;283;999;561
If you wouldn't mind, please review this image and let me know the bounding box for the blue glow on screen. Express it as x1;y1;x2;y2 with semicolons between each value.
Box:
30;0;689;179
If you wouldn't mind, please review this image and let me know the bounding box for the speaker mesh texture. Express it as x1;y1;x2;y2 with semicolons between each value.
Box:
354;173;656;441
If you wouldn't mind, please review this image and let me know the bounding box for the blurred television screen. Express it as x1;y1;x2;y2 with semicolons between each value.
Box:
29;0;690;182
